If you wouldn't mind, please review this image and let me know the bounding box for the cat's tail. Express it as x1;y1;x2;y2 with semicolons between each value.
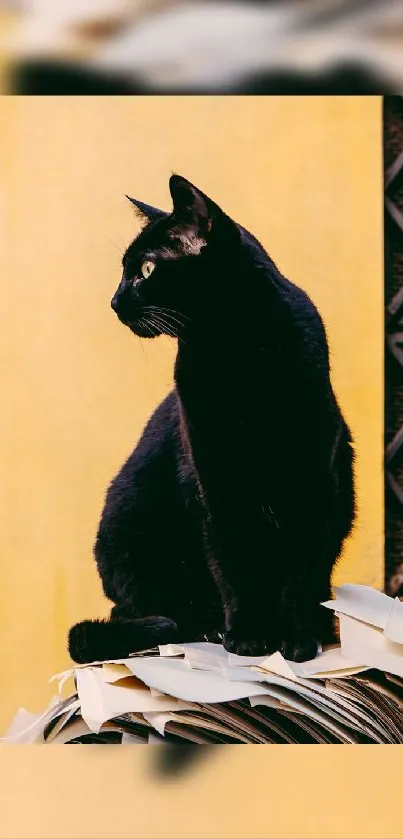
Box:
68;616;178;664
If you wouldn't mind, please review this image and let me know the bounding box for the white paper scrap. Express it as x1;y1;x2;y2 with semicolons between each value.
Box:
159;642;228;670
125;656;275;704
158;644;186;658
1;696;73;744
143;712;172;737
44;701;81;743
259;647;367;680
258;651;299;680
75;667;191;734
339;613;403;679
50;655;159;685
227;651;274;668
321;584;395;629
2;709;45;744
102;663;133;683
384;598;403;645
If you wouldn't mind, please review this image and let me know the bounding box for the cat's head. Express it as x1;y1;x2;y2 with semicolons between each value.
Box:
111;174;242;339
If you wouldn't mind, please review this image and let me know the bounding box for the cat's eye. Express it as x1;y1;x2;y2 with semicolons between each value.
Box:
141;260;155;280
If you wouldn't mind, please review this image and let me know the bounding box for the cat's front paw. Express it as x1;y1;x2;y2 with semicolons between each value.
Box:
223;630;278;657
279;633;319;663
202;629;224;644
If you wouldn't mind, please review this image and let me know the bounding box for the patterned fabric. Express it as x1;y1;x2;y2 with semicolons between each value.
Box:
385;97;403;596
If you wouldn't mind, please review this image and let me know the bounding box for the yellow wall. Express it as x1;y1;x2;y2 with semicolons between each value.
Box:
0;96;383;730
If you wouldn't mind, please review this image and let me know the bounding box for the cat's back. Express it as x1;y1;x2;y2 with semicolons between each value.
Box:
240;223;330;365
106;390;179;503
137;390;179;454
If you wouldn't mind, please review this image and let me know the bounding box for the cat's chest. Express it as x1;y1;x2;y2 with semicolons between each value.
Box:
174;347;280;468
177;390;277;492
176;357;268;421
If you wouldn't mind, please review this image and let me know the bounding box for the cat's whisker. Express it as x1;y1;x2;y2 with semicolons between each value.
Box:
142;314;187;339
142;305;191;333
138;317;158;339
157;308;192;327
137;333;146;362
157;316;190;347
156;313;189;342
144;314;169;337
144;310;179;337
147;312;189;347
143;305;192;324
136;321;152;359
141;338;150;363
149;314;179;342
155;315;181;337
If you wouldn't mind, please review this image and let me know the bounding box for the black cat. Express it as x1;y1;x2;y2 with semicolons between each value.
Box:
68;174;355;665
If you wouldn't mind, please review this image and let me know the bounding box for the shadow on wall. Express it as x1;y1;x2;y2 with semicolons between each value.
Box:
150;745;215;780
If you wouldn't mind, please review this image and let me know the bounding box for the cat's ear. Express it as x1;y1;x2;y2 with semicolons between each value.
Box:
126;196;166;223
169;175;217;233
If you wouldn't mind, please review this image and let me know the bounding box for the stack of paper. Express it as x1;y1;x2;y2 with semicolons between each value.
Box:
3;585;403;745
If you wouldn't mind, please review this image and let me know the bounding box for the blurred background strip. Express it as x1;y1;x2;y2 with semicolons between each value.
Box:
0;0;402;94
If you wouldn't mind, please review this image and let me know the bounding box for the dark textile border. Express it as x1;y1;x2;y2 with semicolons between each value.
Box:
385;96;403;595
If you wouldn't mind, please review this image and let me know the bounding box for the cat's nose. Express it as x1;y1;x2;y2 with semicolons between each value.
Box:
111;294;119;313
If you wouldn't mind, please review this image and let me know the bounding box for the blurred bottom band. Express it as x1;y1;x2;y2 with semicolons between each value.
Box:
9;60;394;95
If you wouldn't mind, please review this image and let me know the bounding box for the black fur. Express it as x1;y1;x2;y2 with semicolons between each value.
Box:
68;174;355;664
